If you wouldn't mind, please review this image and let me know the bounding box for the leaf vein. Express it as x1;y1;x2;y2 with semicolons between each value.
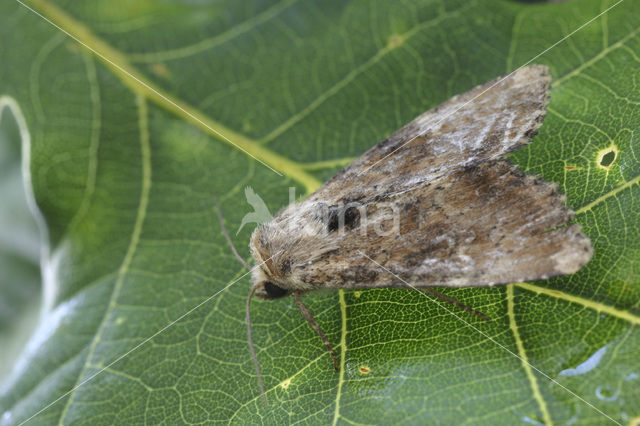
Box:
58;95;151;423
22;0;321;191
128;0;301;63
516;283;640;324
553;25;640;87
506;286;553;425
259;2;474;144
331;290;348;426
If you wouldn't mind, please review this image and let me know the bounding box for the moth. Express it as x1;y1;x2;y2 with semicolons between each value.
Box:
216;65;593;401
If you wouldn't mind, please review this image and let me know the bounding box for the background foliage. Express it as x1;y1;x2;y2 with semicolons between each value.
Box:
1;0;639;424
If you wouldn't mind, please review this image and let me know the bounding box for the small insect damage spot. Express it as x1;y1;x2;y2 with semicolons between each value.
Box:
65;42;80;53
601;151;616;167
358;366;371;375
150;63;171;79
280;378;291;389
354;291;361;298
597;145;618;169
242;118;252;133
386;34;405;49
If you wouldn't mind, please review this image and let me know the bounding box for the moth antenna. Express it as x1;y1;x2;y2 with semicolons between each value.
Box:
213;194;251;270
420;288;489;321
292;292;339;371
247;282;268;404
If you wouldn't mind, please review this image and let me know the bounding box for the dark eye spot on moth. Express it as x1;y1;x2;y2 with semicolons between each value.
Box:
327;205;361;232
216;65;593;403
263;281;288;299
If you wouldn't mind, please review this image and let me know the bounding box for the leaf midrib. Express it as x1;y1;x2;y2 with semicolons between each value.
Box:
22;0;322;193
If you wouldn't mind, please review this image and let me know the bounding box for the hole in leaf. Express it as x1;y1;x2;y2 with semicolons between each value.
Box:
600;150;615;167
596;145;618;170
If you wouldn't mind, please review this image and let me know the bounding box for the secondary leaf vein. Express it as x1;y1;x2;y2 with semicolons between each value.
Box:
506;286;553;425
57;95;151;423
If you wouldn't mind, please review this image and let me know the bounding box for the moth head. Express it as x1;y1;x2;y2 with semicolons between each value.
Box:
252;275;290;300
249;227;291;300
246;226;292;404
248;202;331;300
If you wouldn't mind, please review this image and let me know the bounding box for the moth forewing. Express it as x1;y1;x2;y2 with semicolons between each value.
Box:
241;64;592;400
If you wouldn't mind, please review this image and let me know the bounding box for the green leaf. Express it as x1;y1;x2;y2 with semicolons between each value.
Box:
1;0;639;424
0;100;42;384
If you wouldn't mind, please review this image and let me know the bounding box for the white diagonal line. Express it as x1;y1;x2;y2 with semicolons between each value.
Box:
359;252;621;426
356;0;625;177
13;0;283;177
17;252;280;425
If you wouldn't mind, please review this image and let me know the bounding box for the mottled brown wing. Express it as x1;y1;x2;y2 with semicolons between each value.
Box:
307;65;551;206
295;159;592;289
